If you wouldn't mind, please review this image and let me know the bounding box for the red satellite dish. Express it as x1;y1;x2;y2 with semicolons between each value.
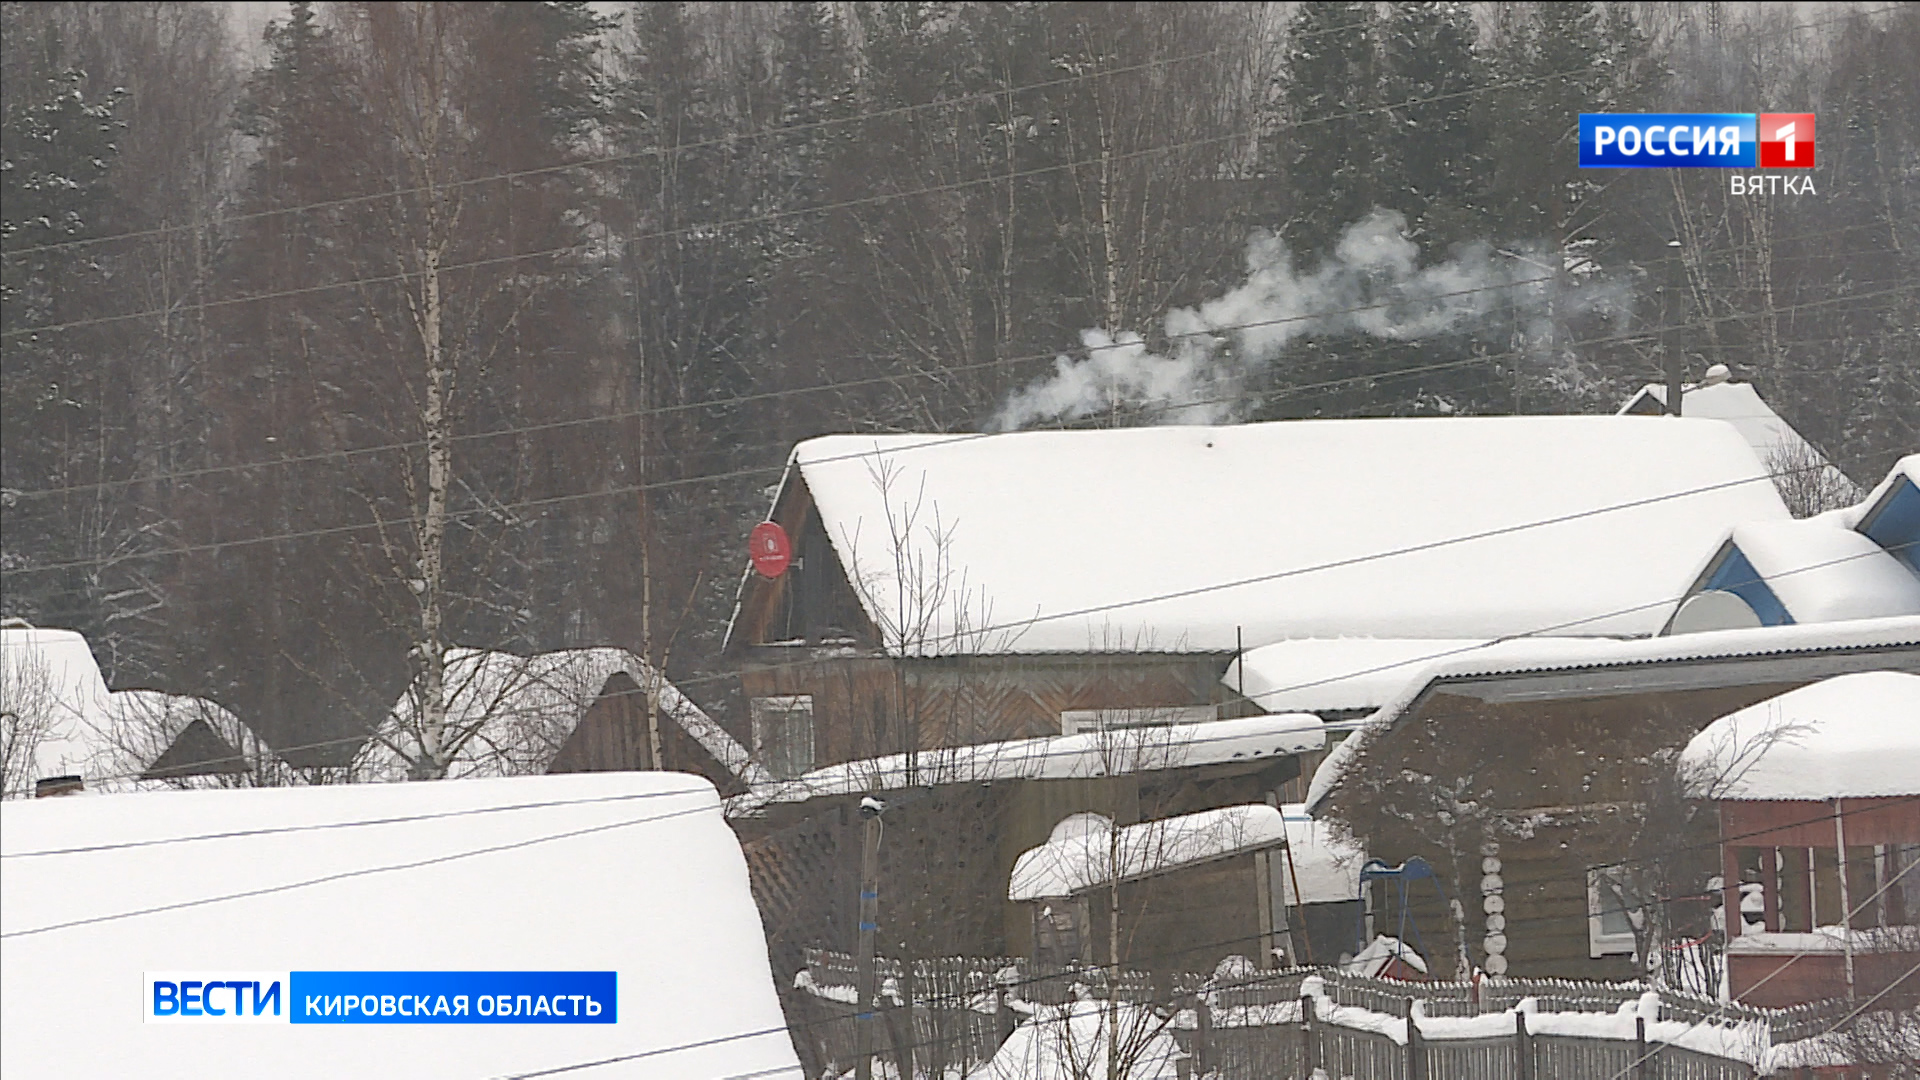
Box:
750;521;792;579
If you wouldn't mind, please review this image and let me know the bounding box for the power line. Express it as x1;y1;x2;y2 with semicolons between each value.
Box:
4;215;1902;505
0;60;1629;343
4;280;1909;581
0;784;710;859
0;798;715;938
7;0;1901;265
53;530;1913;801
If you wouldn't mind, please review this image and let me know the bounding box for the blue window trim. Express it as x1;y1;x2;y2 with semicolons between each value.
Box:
1701;544;1794;626
1858;477;1920;576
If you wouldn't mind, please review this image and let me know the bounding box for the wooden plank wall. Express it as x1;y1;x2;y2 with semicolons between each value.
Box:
739;652;1238;769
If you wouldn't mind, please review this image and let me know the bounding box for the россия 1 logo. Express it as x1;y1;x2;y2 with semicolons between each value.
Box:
1579;113;1815;169
146;971;616;1024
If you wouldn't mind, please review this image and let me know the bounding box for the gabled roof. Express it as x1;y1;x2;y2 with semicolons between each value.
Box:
99;689;290;787
358;647;768;786
2;626;114;794
1691;520;1920;625
740;417;1788;655
1680;671;1920;800
1618;374;1846;485
1;626;280;795
0;773;799;1079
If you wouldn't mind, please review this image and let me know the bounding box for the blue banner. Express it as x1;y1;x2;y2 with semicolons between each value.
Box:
289;971;616;1024
1580;113;1755;168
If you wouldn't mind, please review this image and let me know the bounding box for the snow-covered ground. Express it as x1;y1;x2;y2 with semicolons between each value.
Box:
1;772;800;1079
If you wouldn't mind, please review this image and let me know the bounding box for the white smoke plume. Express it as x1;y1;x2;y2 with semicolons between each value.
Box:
991;209;1592;431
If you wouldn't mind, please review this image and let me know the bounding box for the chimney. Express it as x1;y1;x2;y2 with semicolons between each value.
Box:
35;775;84;798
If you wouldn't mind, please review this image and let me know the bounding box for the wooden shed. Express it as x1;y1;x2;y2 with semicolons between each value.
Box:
1007;801;1367;981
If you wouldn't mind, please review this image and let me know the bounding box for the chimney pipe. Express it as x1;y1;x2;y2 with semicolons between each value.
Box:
35;775;84;798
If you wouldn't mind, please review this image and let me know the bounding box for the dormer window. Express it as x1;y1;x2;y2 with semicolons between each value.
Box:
1694;545;1794;627
1858;476;1920;576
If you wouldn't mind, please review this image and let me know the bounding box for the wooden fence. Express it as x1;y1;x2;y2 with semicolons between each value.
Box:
791;949;1846;1079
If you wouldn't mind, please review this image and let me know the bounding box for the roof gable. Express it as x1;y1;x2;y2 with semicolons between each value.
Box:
762;417;1788;654
1616;377;1841;478
360;648;769;786
142;718;247;779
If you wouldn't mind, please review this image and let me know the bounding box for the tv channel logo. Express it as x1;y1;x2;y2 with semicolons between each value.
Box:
1758;112;1815;168
1580;113;1815;169
146;971;617;1024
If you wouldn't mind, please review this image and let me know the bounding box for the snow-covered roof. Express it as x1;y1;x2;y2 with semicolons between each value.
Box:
94;689;291;789
1680;671;1920;801
761;416;1787;654
1705;518;1920;624
1304;616;1920;812
1007;802;1362;903
1831;453;1918;532
0;773;799;1079
1226;638;1491;715
728;713;1325;818
1619;376;1844;484
359;647;768;786
1;627;280;796
2;626;114;793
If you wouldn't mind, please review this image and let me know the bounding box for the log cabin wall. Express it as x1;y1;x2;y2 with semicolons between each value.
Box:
1329;681;1811;979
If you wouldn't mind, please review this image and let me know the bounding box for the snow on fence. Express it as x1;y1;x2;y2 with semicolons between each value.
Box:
792;950;1850;1079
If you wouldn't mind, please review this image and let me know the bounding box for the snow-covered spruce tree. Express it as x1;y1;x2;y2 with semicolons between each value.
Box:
1263;0;1381;258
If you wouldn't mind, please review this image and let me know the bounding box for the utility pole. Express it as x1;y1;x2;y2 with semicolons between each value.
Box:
854;797;885;1080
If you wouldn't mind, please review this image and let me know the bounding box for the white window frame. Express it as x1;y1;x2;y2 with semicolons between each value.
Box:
751;695;815;780
1588;867;1641;958
1059;705;1217;736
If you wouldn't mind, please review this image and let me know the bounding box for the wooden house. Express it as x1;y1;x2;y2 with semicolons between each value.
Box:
1304;618;1920;982
725;417;1789;784
725;416;1803;994
1681;672;1920;1008
357;647;767;795
0;623;288;794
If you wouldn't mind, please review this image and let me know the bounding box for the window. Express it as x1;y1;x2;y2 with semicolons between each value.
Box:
751;695;814;780
1059;705;1217;736
1859;477;1920;575
1588;867;1644;958
1700;545;1793;626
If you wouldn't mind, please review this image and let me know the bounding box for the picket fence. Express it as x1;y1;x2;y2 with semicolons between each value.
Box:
791;949;1845;1080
